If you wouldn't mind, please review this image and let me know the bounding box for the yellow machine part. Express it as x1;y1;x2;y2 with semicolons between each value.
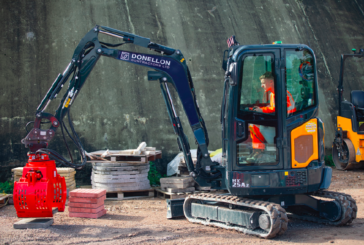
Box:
291;118;319;168
337;116;364;162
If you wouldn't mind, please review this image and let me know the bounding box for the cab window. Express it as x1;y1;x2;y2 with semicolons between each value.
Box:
239;54;275;115
285;49;316;116
237;53;278;166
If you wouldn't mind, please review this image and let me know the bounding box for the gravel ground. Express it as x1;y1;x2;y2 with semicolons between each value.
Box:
1;169;364;244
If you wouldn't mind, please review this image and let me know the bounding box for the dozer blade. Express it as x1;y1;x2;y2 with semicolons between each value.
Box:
183;193;288;239
288;190;357;225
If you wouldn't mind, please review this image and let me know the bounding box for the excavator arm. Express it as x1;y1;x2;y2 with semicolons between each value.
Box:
21;25;220;183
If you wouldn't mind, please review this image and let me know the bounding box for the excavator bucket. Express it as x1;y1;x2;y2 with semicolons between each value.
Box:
13;154;67;218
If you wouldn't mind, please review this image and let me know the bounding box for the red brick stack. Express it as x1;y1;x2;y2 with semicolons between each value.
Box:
68;189;107;218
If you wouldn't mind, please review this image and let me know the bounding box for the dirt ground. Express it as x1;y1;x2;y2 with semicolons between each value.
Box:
1;169;364;245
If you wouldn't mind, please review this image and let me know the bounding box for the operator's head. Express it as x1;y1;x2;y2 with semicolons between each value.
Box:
259;71;274;92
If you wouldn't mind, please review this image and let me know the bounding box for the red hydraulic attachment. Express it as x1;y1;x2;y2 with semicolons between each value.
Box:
13;153;67;218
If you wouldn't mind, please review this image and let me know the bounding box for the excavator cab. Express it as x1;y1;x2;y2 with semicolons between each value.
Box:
333;49;364;170
232;48;316;168
220;44;326;195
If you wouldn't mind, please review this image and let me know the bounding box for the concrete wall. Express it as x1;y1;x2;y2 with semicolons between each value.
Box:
1;0;364;183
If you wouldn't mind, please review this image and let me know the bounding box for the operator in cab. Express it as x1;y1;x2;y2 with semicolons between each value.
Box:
247;71;296;163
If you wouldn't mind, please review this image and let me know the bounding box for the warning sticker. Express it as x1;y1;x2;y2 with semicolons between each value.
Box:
63;98;71;108
305;122;317;133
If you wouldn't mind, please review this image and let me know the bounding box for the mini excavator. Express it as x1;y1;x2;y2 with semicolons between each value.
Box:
14;26;357;238
332;48;364;170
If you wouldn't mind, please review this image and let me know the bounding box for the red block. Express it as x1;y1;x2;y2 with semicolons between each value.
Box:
69;205;104;213
69;209;106;219
69;195;106;204
70;189;106;198
69;201;104;208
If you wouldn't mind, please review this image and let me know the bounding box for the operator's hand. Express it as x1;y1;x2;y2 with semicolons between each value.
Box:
252;106;263;112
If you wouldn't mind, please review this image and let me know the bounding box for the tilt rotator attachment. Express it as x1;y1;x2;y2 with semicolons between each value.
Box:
13;153;67;218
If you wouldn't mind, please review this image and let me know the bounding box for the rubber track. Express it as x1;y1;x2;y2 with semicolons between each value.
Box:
184;193;288;239
288;190;357;225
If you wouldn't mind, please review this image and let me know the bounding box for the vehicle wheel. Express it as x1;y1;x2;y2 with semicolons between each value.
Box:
332;138;355;170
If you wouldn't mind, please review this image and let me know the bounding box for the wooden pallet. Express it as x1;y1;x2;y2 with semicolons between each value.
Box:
12;167;76;174
162;187;195;193
86;144;162;164
78;185;92;189
12;167;76;183
105;189;155;201
100;153;160;163
0;194;12;208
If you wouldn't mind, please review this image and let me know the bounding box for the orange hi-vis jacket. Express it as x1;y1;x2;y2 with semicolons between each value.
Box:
249;124;267;149
250;91;296;149
260;91;296;114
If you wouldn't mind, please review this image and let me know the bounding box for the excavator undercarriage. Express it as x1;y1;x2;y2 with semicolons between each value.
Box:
184;191;356;238
185;194;288;238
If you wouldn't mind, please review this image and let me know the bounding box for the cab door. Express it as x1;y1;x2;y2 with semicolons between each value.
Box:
230;49;284;171
285;48;319;169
